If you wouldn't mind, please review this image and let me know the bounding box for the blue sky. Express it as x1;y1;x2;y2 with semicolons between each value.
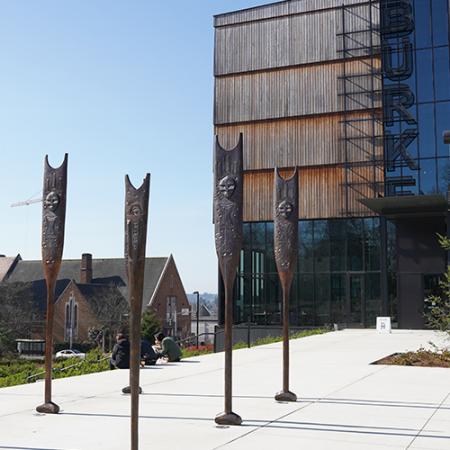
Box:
0;1;276;293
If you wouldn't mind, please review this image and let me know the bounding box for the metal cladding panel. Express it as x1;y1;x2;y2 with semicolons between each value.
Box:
214;0;371;27
215;111;383;171
214;59;381;125
243;166;380;221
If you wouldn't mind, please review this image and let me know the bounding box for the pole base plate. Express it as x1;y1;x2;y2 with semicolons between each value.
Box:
215;411;242;426
275;390;297;402
122;386;142;394
36;402;60;414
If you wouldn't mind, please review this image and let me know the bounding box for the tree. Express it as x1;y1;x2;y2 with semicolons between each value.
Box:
141;309;161;344
424;234;450;337
88;285;129;351
0;282;34;355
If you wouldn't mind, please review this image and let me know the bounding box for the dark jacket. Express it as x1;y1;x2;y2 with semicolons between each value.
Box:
141;339;158;364
111;338;130;369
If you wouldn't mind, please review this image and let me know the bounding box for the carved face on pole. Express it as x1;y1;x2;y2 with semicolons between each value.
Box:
274;168;298;277
44;192;60;212
277;200;294;219
125;175;150;270
214;135;243;285
218;175;237;199
42;155;68;272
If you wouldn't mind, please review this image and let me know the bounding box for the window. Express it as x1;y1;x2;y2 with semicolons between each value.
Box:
431;0;450;46
418;104;435;158
416;49;434;102
414;0;432;48
433;47;450;101
436;102;450;157
64;293;78;341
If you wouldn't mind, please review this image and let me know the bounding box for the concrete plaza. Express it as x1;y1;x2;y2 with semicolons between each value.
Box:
0;329;449;450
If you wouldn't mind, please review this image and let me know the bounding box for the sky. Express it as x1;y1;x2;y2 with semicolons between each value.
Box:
0;0;277;294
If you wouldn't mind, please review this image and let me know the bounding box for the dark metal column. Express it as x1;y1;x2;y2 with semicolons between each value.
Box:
124;174;150;450
273;168;298;402
213;134;243;426
36;154;68;415
380;216;389;316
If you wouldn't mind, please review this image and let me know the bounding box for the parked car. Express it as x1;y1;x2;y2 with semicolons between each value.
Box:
55;349;86;359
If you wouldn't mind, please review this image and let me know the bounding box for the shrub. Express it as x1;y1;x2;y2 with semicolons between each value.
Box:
424;234;450;337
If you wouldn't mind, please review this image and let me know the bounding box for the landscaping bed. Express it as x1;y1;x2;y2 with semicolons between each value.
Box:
373;349;450;368
0;349;109;388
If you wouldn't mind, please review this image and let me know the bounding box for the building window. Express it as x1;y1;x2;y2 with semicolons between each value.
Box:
166;296;177;336
234;218;384;327
64;292;78;342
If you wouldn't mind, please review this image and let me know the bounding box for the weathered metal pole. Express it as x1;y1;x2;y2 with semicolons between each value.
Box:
36;154;68;414
274;168;298;402
124;174;150;450
214;134;243;426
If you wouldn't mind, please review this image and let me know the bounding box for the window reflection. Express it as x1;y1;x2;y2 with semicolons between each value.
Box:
239;219;383;326
431;0;450;47
436;102;450;158
419;158;438;194
416;49;434;102
418;103;435;158
433;47;450;101
414;0;432;48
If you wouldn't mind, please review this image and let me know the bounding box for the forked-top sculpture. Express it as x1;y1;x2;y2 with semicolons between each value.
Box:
273;167;298;402
214;134;243;426
124;173;150;450
36;154;68;414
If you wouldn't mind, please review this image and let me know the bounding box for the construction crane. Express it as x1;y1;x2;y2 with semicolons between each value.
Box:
10;194;42;208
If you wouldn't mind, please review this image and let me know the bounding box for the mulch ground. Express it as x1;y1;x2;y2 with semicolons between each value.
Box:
373;350;450;368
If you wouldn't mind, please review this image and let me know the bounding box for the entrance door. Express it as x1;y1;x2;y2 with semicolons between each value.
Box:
346;274;365;326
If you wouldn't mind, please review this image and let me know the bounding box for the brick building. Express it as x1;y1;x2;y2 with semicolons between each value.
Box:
1;253;191;343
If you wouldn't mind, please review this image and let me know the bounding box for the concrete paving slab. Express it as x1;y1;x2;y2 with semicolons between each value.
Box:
0;329;449;450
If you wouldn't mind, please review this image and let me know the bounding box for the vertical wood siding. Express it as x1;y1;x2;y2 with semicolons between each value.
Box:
215;1;379;75
214;0;373;28
215;111;383;171
243;165;381;222
214;59;381;124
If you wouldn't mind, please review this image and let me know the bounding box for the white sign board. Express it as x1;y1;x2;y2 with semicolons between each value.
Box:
376;317;391;333
181;308;190;316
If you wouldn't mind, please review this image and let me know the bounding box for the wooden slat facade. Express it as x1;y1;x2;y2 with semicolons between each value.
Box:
243;166;382;222
214;58;381;125
215;111;383;171
214;0;382;221
214;0;371;28
215;2;380;76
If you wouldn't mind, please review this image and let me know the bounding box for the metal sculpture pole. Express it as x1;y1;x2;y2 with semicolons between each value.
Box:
36;154;68;414
214;134;243;426
124;174;150;450
274;167;298;402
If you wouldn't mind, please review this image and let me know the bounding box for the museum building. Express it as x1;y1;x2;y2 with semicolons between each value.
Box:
214;0;450;329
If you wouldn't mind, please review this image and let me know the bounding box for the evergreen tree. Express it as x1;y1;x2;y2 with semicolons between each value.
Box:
141;309;162;344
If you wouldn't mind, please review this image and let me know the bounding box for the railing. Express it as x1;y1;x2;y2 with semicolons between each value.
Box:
26;355;110;383
175;330;224;347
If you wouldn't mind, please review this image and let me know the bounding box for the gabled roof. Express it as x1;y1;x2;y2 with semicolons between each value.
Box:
4;256;169;313
0;255;21;282
60;281;127;313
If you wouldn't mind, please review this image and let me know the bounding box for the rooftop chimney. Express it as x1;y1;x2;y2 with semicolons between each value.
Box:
80;253;93;284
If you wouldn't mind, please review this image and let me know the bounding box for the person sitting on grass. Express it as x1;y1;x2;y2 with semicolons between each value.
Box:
154;332;182;362
110;332;130;369
141;338;158;366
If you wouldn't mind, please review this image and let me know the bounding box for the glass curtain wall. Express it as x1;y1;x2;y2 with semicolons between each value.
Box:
382;0;450;194
235;218;383;327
